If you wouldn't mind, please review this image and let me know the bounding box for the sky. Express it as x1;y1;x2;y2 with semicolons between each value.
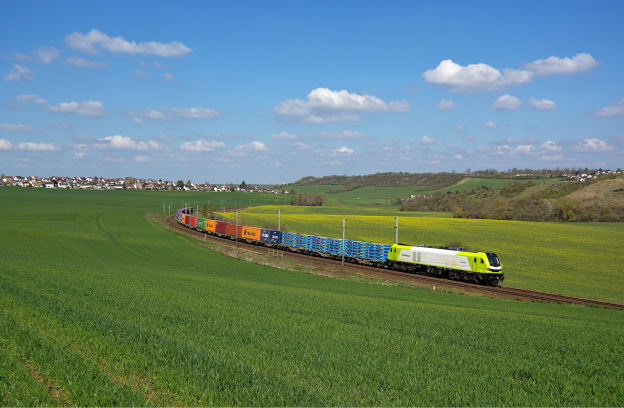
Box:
1;0;623;183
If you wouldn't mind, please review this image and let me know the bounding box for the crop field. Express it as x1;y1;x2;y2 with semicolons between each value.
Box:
1;188;623;405
228;205;624;304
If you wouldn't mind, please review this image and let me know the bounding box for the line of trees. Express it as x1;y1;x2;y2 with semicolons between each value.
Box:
291;193;324;206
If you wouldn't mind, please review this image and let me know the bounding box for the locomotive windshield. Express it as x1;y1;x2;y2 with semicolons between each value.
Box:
486;252;500;267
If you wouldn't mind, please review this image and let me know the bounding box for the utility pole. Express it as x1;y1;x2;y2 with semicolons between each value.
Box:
278;209;280;231
222;200;224;221
395;216;399;244
235;210;239;246
341;219;346;271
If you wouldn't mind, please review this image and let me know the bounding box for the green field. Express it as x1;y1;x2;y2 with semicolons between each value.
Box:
281;177;560;207
1;188;623;406
228;205;624;304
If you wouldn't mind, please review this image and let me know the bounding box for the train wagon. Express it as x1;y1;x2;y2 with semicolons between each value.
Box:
241;226;261;241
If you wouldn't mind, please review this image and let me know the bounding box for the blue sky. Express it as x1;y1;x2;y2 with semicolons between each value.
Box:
1;0;623;183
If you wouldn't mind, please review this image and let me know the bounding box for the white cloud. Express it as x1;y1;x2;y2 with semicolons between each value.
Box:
541;154;564;161
422;59;532;92
10;52;32;62
98;135;161;150
0;123;35;133
524;53;598;76
73;143;88;150
65;56;106;68
73;152;86;158
17;94;46;104
47;100;106;116
135;155;151;162
514;144;536;154
419;135;435;145
491;94;522;111
65;29;192;57
35;46;60;64
171;107;219;119
180;139;225;152
530;97;556;110
541;140;562;152
320;130;362;140
454;154;463;160
463;135;475;141
294;142;313;150
438;99;455;111
575;138;613;152
163;72;174;80
135;69;147;77
17;142;60;151
333;146;354;156
235;141;269;152
50;123;71;130
271;131;298;141
456;125;465;132
0;139;12;150
132;117;145;124
274;88;409;123
483;120;497;129
4;64;35;81
594;97;624;117
145;110;166;120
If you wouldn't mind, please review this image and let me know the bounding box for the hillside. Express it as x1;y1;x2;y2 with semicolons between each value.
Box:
401;174;624;222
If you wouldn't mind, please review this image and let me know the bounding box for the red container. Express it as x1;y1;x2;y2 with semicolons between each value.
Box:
189;216;197;228
226;223;243;237
215;221;228;234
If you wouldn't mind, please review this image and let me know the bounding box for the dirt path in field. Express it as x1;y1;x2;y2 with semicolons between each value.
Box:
152;213;624;309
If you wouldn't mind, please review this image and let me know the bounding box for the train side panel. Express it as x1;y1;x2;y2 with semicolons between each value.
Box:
205;220;217;232
242;226;261;241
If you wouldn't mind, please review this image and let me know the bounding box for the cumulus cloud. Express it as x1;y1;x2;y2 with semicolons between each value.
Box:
73;152;86;158
65;29;192;57
4;64;35;81
575;138;613;152
438;100;455;111
594;97;624;117
454;154;463;160
541;140;562;152
271;131;298;141
320;130;362;140
456;125;465;132
0;139;12;150
333;146;354;156
530;97;556;110
17;94;46;104
180;139;226;152
483;120;497;129
17;142;60;151
294;142;313;150
419;135;435;145
524;53;598;76
17;93;106;116
171;107;219;119
0;123;35;133
47;100;106;116
65;56;106;68
491;94;522;111
35;46;60;64
98;135;161;150
422;59;532;92
235;141;269;152
514;144;536;154
163;72;174;80
135;155;151;162
274;88;409;123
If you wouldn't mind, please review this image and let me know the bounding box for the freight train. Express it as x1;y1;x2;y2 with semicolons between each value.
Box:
176;208;504;285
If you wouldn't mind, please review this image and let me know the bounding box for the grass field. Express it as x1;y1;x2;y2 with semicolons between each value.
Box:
228;205;624;304
281;177;561;207
1;187;623;406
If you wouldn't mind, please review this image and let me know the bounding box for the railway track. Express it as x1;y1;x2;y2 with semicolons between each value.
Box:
164;215;624;310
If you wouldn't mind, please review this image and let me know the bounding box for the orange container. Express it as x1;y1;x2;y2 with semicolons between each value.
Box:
241;226;261;241
205;220;217;232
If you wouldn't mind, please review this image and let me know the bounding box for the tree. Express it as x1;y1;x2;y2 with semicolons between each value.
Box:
240;180;247;190
186;179;191;187
201;202;213;217
176;180;184;189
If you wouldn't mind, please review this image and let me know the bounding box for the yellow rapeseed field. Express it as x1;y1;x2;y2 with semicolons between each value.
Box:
225;205;624;303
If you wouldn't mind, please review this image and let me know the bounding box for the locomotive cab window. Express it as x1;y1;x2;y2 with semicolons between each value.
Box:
480;259;484;263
